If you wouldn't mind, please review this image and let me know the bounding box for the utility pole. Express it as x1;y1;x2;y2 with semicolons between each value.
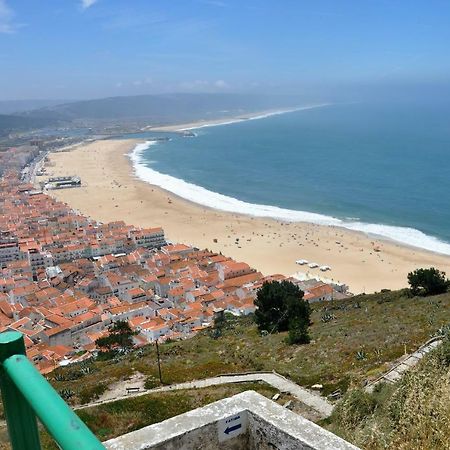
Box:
155;339;163;385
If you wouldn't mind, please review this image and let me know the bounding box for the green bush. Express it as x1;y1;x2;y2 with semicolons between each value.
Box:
332;389;377;429
407;267;449;297
437;336;450;367
78;382;107;404
286;318;310;345
96;349;119;361
144;376;159;390
254;280;310;334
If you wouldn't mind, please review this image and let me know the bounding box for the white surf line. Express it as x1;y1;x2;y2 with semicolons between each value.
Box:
178;103;331;131
130;141;450;256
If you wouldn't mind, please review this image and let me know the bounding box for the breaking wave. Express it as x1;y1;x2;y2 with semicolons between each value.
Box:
130;141;450;256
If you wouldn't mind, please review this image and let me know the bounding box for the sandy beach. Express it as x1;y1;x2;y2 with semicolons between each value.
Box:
147;106;326;132
38;137;450;294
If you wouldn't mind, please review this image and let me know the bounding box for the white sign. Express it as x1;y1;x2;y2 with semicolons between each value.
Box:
217;411;248;442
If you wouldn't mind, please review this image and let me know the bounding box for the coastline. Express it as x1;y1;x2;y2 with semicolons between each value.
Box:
145;105;329;132
130;140;450;256
38;138;450;294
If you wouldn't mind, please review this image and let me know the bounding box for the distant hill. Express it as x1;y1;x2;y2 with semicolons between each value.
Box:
0;99;73;115
0;114;57;137
22;93;302;124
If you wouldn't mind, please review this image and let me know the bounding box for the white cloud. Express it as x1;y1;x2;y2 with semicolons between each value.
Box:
0;0;17;33
81;0;98;10
132;77;152;87
214;79;228;89
179;79;230;92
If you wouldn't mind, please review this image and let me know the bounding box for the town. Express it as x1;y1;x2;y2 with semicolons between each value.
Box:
0;143;348;374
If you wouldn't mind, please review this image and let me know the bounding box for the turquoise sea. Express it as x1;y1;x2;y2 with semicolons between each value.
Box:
128;102;450;255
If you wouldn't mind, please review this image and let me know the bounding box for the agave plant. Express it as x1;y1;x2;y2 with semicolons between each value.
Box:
321;313;336;323
79;365;92;375
53;372;66;382
356;350;368;361
433;324;450;338
374;348;383;358
59;388;75;400
210;328;222;339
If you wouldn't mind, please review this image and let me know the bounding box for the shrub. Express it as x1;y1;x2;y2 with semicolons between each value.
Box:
59;388;75;401
286;317;310;345
78;383;107;404
254;280;310;333
407;268;449;297
255;281;311;344
144;376;159;390
437;336;450;367
332;389;377;429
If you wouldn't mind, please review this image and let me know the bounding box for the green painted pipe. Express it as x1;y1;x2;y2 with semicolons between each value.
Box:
0;331;41;450
0;331;105;450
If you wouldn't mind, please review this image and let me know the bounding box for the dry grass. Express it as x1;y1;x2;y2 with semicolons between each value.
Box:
0;291;450;449
326;337;450;449
47;289;450;404
38;382;278;448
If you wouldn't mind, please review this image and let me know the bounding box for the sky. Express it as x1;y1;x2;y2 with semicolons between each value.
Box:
1;0;450;100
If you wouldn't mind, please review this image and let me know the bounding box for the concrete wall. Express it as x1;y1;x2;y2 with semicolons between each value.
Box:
104;391;359;450
145;422;249;450
247;410;319;450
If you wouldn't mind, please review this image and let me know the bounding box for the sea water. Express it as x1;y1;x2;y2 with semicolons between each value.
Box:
128;102;450;255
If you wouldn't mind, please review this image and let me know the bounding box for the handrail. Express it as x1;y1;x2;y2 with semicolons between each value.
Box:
0;331;105;450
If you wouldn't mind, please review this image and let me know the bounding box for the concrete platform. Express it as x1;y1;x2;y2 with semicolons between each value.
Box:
104;390;358;450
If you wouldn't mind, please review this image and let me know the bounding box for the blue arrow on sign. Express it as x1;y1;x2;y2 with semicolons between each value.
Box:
224;423;242;435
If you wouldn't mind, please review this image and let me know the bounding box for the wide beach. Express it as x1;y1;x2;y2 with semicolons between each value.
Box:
39;133;450;294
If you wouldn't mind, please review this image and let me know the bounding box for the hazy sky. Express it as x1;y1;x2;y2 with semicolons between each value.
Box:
1;0;450;100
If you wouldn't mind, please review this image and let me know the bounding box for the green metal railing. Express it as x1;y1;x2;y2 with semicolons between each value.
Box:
0;331;105;450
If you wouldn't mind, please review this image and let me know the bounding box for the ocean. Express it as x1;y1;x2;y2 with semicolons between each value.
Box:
128;102;450;255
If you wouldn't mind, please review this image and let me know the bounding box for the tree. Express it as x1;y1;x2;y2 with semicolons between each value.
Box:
96;320;135;351
287;317;310;345
286;294;311;344
254;280;311;344
407;267;449;297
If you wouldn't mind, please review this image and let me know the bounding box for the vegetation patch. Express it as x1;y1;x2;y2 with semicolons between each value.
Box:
325;333;450;449
255;280;311;344
48;289;450;406
61;382;275;446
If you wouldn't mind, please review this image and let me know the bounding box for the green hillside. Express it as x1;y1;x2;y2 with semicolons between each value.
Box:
326;335;450;449
1;288;448;449
50;288;450;403
0;114;57;137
